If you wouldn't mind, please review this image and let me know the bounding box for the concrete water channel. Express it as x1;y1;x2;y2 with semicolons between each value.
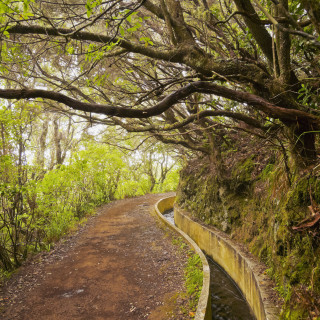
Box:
163;209;255;320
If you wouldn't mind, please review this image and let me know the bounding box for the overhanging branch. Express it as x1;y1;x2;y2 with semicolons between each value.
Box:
0;82;318;126
6;25;175;61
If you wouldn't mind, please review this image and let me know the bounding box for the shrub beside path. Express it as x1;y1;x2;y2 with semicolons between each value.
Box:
0;193;190;320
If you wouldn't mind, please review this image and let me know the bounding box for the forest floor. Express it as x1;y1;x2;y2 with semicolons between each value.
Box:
0;193;192;320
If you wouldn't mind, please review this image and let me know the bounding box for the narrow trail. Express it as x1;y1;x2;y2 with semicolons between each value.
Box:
0;193;188;320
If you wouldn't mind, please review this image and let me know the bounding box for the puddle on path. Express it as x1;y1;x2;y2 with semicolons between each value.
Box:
61;289;84;298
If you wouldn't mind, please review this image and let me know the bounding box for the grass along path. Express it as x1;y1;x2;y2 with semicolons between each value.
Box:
0;193;200;320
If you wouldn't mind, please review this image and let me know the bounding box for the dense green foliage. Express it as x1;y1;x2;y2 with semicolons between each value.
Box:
1;0;320;170
0;103;180;275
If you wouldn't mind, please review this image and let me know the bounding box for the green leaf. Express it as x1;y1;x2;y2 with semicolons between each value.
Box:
119;25;125;36
3;30;9;38
66;45;74;54
85;3;92;18
126;11;137;23
139;37;154;47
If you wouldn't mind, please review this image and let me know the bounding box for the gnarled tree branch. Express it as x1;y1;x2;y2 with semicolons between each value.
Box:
0;82;318;126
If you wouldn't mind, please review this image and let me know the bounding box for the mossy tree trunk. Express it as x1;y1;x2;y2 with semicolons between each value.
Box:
288;123;317;168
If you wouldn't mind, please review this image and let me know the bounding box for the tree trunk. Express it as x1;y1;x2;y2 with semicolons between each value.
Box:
288;123;317;168
36;118;49;169
208;133;225;180
301;0;320;34
53;118;63;165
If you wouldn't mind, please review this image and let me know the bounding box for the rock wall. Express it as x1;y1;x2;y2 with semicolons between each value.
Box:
176;156;320;319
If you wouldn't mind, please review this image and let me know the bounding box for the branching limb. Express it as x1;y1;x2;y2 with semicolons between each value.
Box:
0;81;319;126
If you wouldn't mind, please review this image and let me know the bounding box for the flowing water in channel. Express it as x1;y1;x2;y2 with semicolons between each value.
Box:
207;256;255;320
162;209;175;225
162;209;256;320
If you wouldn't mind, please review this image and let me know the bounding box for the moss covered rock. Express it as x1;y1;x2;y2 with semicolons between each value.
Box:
176;156;320;319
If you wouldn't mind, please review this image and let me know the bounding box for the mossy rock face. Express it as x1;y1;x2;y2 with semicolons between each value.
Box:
285;176;320;209
276;240;287;257
230;156;255;194
176;159;227;229
177;156;320;318
176;157;259;232
282;176;320;231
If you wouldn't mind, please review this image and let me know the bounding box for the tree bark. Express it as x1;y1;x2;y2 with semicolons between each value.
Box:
36;118;49;169
53;117;63;166
288;124;317;168
233;0;276;66
301;0;320;34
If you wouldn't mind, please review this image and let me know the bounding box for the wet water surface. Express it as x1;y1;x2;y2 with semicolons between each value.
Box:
207;256;255;320
162;209;175;225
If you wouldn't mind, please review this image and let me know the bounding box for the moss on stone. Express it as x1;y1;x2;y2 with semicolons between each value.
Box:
286;176;320;210
176;156;320;318
230;156;255;194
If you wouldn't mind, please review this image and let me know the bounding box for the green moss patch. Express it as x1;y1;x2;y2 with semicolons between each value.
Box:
177;156;320;319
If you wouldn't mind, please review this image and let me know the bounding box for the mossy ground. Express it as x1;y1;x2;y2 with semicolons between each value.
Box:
176;154;320;319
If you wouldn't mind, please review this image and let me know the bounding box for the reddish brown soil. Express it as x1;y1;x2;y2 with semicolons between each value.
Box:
0;193;190;320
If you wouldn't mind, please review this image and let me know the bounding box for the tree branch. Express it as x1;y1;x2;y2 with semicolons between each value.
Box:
0;81;319;127
251;0;320;47
6;25;175;61
6;24;272;87
112;109;264;132
233;0;276;64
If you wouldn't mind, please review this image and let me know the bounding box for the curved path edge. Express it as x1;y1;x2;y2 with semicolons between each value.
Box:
1;194;190;320
154;196;212;320
174;204;281;320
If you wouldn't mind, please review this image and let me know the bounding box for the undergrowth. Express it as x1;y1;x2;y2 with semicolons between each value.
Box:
185;254;203;312
171;236;203;319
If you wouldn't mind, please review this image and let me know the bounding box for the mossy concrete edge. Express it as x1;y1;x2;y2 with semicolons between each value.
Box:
174;205;280;320
154;196;212;320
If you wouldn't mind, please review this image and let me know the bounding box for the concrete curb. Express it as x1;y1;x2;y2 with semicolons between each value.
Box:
174;205;281;320
154;196;212;320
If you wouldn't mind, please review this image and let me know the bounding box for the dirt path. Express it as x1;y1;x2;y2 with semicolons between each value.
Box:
0;193;189;320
